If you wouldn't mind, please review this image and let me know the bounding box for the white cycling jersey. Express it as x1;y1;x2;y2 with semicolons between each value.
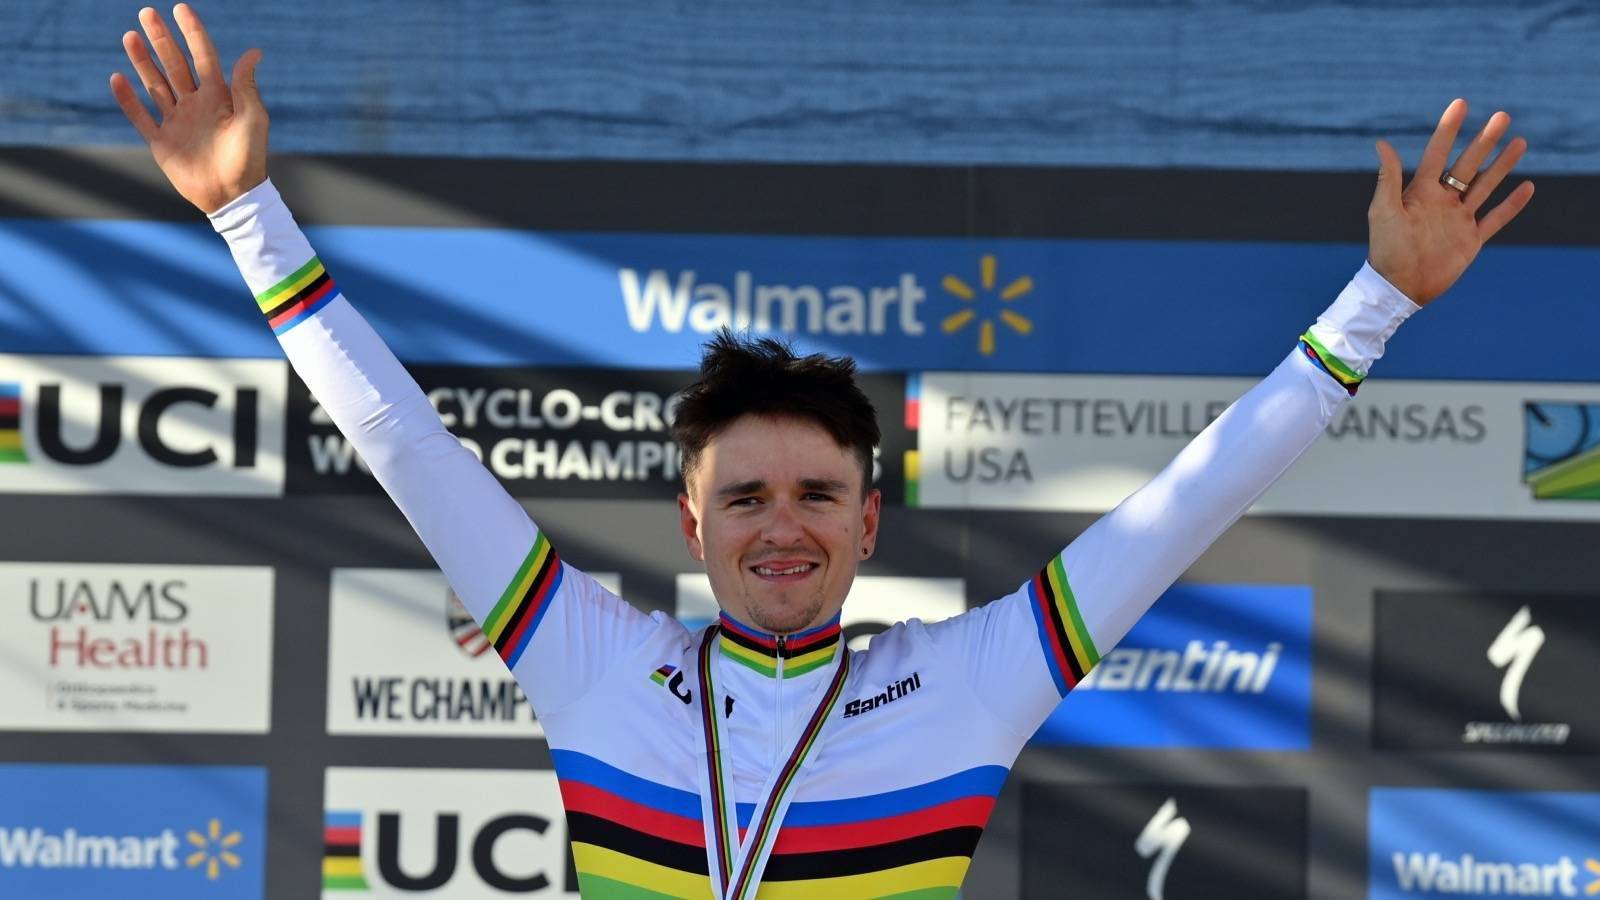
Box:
212;179;1415;899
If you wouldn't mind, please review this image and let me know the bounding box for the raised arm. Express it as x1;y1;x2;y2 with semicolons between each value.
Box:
109;4;662;715
926;99;1534;738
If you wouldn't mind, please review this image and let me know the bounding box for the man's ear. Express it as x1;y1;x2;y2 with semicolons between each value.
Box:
678;492;704;561
859;488;882;558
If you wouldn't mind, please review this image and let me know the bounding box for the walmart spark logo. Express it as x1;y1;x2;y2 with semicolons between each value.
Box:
1587;857;1600;896
940;255;1035;356
184;818;243;881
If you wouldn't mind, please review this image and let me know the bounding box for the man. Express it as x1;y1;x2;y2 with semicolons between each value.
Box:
109;5;1532;897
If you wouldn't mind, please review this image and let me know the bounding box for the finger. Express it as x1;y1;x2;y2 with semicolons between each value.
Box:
121;29;175;113
230;48;264;114
1477;181;1535;243
1371;139;1403;215
1464;136;1528;212
108;73;159;143
1414;98;1468;186
1447;110;1511;186
139;6;198;96
173;3;224;86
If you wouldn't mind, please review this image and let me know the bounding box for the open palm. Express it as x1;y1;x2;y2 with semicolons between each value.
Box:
1368;99;1535;306
109;4;268;215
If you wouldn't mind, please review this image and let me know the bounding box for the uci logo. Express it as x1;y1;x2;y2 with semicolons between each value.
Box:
323;811;578;893
6;381;259;469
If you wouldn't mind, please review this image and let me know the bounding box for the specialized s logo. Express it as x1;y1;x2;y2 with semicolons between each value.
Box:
1134;798;1190;900
1463;606;1570;746
1488;606;1544;722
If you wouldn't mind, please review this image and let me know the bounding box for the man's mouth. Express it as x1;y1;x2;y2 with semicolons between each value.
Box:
749;561;819;582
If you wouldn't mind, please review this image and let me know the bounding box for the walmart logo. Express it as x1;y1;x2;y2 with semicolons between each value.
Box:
0;817;244;878
615;253;1044;354
184;818;243;881
940;255;1036;356
1523;402;1600;501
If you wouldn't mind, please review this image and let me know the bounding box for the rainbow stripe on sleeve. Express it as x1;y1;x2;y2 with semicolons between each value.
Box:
1028;554;1099;697
1297;330;1364;396
482;531;564;670
256;256;339;334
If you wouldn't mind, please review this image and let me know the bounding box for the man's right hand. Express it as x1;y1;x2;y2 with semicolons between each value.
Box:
110;4;268;215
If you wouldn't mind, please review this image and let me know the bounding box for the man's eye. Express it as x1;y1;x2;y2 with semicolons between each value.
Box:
803;492;834;502
730;497;760;507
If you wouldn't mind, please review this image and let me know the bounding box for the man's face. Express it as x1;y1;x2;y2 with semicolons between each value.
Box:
678;414;880;635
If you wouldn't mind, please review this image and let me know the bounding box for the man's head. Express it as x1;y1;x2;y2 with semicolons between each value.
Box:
673;332;882;635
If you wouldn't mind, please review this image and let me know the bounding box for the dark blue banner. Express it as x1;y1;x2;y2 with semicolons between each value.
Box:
1;219;1592;382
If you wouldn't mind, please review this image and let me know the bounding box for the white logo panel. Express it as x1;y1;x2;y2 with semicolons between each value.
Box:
0;354;287;495
326;569;619;737
324;767;576;897
0;562;274;732
915;372;1600;520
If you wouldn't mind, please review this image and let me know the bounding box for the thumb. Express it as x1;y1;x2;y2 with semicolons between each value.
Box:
230;49;265;113
1370;139;1402;215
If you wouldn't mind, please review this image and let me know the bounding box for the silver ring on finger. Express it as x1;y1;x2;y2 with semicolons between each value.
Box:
1440;172;1471;194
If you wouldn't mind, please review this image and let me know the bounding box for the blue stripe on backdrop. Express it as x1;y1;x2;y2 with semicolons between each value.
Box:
0;217;1592;382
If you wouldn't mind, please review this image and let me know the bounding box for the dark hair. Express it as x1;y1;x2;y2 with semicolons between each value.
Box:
672;331;880;495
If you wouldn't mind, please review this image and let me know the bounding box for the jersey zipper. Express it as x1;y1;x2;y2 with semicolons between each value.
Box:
774;634;785;767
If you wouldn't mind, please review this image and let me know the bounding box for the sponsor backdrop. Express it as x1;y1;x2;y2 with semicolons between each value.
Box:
1;142;1597;900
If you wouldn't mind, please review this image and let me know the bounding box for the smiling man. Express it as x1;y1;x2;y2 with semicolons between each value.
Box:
110;6;1534;897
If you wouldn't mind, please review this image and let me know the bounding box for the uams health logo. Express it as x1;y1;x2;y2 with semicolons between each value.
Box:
619;254;1039;355
1524;402;1600;501
1464;606;1569;746
0;817;244;881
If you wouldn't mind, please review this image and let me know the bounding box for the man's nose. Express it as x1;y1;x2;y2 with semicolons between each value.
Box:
760;499;805;545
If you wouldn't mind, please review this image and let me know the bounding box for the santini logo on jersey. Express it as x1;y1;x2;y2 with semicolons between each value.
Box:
843;672;921;718
1076;640;1280;693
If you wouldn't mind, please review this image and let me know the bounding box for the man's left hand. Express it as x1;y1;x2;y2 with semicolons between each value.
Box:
1367;98;1535;306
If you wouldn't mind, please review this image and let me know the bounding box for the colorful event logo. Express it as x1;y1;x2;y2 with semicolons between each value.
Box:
1524;402;1600;500
1034;583;1312;750
0;764;265;898
1370;789;1600;898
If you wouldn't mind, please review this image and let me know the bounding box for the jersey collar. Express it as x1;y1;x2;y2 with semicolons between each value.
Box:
716;611;841;679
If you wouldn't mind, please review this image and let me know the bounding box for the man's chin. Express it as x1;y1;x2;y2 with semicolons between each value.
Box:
747;597;824;635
